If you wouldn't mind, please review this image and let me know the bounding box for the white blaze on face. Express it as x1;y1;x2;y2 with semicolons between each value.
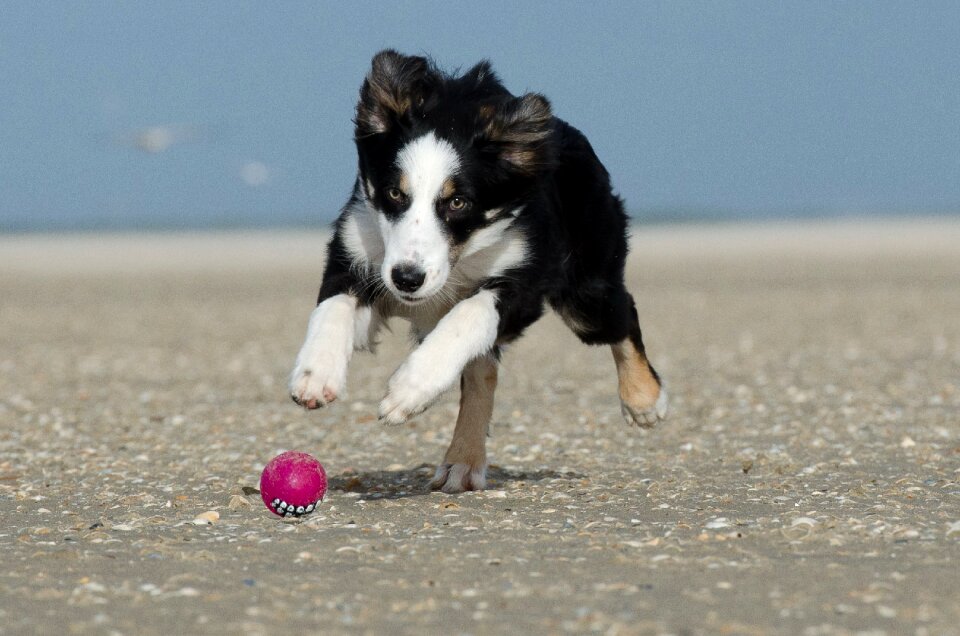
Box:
379;132;459;302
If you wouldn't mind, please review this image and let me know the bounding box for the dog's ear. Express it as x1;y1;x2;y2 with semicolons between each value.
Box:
463;60;497;88
479;93;554;174
356;50;434;137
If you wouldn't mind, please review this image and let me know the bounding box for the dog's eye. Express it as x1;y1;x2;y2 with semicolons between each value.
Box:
387;187;404;202
448;196;469;212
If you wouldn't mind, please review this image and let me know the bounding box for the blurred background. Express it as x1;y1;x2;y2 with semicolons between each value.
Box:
1;1;958;232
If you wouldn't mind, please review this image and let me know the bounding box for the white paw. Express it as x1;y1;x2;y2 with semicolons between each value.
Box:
430;462;487;493
289;350;348;410
289;296;356;410
377;363;443;425
621;387;669;428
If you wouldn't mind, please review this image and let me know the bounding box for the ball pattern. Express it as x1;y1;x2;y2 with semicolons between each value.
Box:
269;497;319;518
260;451;327;518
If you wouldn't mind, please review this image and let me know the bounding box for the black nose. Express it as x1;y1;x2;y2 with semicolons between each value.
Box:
391;263;426;293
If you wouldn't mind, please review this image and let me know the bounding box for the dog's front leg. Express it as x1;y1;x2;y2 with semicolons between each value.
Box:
378;289;499;426
430;353;498;493
290;294;374;409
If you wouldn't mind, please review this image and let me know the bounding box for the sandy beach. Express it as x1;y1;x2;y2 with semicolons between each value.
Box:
1;218;958;635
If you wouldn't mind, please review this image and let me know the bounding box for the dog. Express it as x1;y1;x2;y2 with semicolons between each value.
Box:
290;50;667;493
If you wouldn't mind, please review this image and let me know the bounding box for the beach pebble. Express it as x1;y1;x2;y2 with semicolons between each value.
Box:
191;511;220;525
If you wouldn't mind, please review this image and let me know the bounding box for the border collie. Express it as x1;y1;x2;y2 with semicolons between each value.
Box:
290;50;667;493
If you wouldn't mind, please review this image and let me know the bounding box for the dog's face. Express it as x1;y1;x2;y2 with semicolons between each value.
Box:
353;50;553;305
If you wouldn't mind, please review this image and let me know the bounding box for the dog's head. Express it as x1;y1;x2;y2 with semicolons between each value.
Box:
353;50;554;305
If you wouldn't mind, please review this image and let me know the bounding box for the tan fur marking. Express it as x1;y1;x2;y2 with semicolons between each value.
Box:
484;93;553;173
398;173;410;196
365;53;411;118
444;355;496;465
611;338;661;413
355;51;430;135
441;178;456;199
502;148;538;168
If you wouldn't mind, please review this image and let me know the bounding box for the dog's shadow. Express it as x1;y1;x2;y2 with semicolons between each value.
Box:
329;463;586;500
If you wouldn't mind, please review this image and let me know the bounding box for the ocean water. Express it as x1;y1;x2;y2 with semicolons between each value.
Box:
3;206;958;234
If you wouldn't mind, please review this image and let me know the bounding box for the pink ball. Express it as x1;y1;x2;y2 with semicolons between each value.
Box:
260;451;327;518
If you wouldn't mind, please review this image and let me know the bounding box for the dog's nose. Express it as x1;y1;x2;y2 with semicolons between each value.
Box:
391;263;426;293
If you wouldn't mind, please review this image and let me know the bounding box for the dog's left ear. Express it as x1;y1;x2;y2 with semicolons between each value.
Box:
479;93;555;174
356;50;435;137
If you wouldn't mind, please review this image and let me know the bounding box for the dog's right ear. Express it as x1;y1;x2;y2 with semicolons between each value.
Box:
355;50;433;137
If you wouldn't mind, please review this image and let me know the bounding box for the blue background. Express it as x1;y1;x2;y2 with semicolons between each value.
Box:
1;2;958;230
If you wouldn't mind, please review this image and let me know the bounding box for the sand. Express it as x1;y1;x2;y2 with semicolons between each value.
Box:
1;219;959;635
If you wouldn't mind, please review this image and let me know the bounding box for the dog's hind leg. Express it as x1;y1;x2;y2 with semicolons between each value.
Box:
611;300;667;427
430;352;498;493
557;287;667;427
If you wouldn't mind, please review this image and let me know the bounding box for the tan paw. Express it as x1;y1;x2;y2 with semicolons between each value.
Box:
621;386;668;428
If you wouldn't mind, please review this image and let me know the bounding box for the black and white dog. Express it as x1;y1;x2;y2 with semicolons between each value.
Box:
290;51;667;493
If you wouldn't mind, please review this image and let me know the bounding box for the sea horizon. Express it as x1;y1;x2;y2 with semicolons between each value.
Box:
4;207;959;235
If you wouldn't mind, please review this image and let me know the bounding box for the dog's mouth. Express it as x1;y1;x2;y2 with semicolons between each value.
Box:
381;281;434;306
395;292;427;305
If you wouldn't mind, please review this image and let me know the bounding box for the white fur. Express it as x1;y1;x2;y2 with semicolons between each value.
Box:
656;387;669;418
340;202;384;270
352;304;381;352
455;217;529;283
289;294;357;407
379;132;459;303
379;289;500;425
460;217;513;258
